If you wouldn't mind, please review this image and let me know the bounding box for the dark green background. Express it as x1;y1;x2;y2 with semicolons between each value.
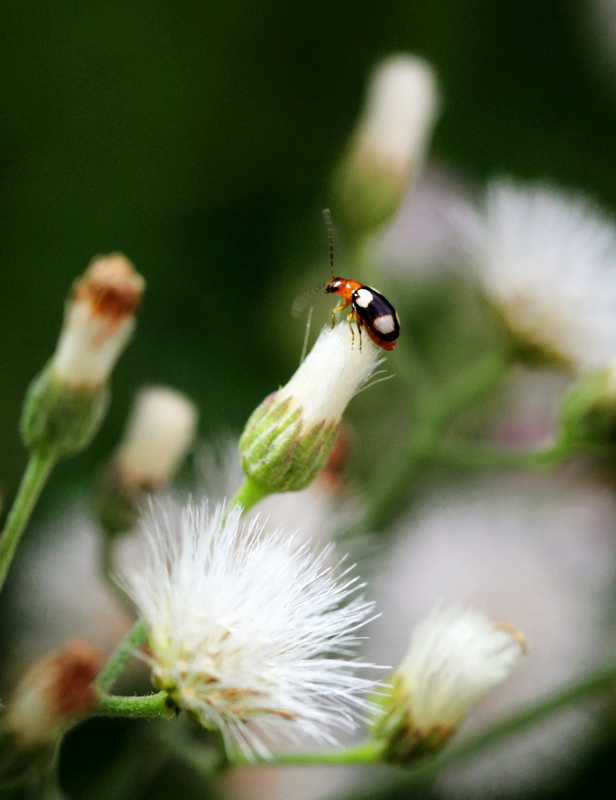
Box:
2;1;616;797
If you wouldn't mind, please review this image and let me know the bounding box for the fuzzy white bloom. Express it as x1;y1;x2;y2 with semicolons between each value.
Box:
371;475;616;796
115;386;198;491
352;55;439;181
278;324;382;429
121;501;377;760
52;253;145;387
240;324;382;493
394;605;523;735
455;180;616;372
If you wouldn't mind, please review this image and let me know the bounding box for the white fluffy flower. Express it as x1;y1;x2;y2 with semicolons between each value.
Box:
122;501;377;760
277;324;382;429
393;605;523;737
455;180;616;372
371;474;616;796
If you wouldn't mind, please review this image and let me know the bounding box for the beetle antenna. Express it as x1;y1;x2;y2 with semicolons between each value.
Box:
322;208;335;279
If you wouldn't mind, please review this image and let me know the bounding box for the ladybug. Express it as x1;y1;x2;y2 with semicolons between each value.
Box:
325;278;400;351
322;209;400;351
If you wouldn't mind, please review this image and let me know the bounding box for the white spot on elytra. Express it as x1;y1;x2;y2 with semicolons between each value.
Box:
373;314;395;334
355;288;374;308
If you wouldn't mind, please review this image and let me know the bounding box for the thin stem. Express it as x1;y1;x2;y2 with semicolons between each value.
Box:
433;438;574;472
96;691;175;719
262;740;384;767
96;619;147;693
341;659;616;800
0;450;56;592
356;352;511;534
229;476;270;514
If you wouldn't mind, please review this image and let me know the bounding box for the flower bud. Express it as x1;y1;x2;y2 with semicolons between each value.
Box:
239;323;381;494
3;639;102;751
372;605;525;764
336;54;439;238
558;366;616;447
21;254;145;457
97;386;198;535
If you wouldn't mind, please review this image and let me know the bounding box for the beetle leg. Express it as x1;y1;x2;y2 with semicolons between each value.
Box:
346;312;356;347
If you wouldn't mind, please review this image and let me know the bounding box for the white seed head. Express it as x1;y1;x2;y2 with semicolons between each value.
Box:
395;604;524;734
278;324;382;429
454;180;616;373
352;54;439;181
121;501;377;760
51;254;145;387
115;386;198;491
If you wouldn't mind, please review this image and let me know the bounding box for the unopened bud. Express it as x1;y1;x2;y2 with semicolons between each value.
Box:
239;324;381;494
21;254;145;457
4;640;101;750
372;605;524;764
559;366;616;446
336;54;439;238
97;386;198;535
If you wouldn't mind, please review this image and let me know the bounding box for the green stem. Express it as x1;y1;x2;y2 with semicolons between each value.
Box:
229;476;271;514
0;450;56;592
433;438;574;471
96;619;147;693
96;691;175;719
259;740;384;767
357;352;511;534
342;659;616;800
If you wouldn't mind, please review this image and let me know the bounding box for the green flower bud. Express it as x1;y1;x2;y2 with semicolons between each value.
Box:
239;324;381;496
21;254;145;458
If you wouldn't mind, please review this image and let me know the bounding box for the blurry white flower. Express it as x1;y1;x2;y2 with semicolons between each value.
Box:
51;253;144;388
375;605;524;763
371;474;616;796
122;501;377;760
4;639;101;749
455;180;616;372
240;324;382;494
114;386;198;492
337;54;440;236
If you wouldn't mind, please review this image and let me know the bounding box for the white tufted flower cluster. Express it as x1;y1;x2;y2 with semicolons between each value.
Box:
455;180;616;373
122;501;377;760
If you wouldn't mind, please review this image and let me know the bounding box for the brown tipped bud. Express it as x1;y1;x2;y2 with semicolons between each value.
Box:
4;640;102;750
21;254;145;457
53;254;145;389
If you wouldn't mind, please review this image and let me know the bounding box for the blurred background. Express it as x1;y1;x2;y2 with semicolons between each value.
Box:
3;0;616;797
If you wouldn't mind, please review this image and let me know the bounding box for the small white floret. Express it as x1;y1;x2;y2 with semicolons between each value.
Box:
353;54;440;180
121;501;378;760
396;604;524;733
278;324;383;428
115;386;198;490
